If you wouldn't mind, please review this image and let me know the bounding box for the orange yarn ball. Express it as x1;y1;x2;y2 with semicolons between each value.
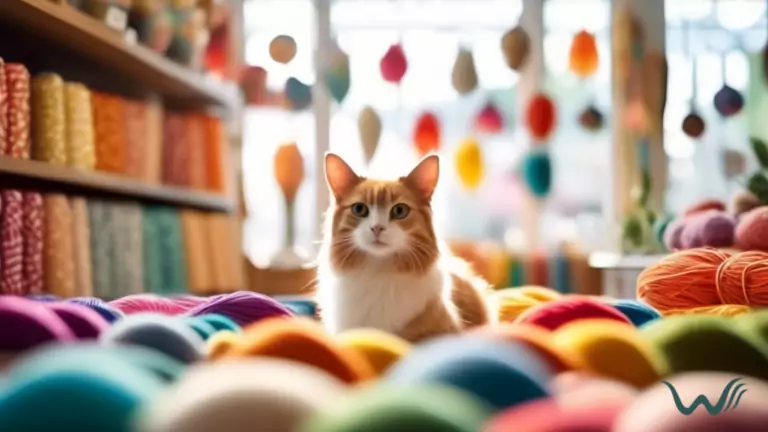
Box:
637;248;768;314
469;323;579;372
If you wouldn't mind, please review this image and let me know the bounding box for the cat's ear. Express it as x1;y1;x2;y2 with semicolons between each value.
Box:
325;152;361;200
404;154;440;200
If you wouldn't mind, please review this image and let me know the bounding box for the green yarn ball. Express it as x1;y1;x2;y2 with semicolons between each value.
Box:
736;310;768;347
642;315;768;380
196;314;241;334
302;385;492;432
653;215;673;250
184;317;218;341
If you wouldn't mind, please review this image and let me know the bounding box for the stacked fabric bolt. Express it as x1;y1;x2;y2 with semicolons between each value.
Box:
31;74;67;164
2;61;31;158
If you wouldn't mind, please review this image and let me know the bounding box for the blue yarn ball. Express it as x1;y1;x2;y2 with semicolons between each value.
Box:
280;300;317;317
196;313;241;334
285;77;313;111
521;150;552;198
184;317;218;340
100;314;205;364
27;295;61;302
68;297;123;323
385;336;552;411
611;300;661;327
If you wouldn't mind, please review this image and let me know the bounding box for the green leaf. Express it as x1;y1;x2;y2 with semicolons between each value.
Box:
751;138;768;169
638;170;652;207
747;172;768;202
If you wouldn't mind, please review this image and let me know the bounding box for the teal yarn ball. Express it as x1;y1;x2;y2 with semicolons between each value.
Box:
653;215;673;249
0;363;164;431
385;336;552;411
100;314;205;364
9;343;185;384
184;317;217;340
521;150;552;198
611;300;661;327
196;314;241;334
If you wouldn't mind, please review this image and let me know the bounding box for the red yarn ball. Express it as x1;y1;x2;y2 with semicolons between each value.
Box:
514;297;632;331
525;93;557;140
484;398;623;432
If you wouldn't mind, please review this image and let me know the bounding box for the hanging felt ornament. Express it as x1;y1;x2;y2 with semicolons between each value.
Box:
272;142;307;268
358;106;381;164
722;149;746;179
413;112;440;156
714;54;744;117
568;30;599;78
521;149;552;198
380;44;408;84
681;112;705;138
325;43;351;104
474;101;504;134
269;35;297;64
525;93;556;141
451;48;478;95
501;26;529;71
241;66;267;106
284;77;312;111
577;104;604;132
454;138;484;190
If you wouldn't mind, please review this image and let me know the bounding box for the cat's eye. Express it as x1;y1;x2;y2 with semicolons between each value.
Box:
390;203;410;219
350;202;369;217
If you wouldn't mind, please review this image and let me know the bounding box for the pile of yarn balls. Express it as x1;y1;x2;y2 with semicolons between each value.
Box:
2;288;768;431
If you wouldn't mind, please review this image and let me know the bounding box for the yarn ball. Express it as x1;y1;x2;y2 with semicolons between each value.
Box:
736;309;768;347
206;330;241;360
521;149;552;198
662;218;685;251
285;77;313;111
514;297;632;331
9;342;185;384
140;359;347;432
47;302;110;339
0;296;75;350
279;299;317;317
552;372;639;409
699;212;736;247
386;336;553;411
678;212;708;249
196;313;240;334
652;215;673;249
28;294;61;302
0;359;165;431
516;285;562;302
494;286;561;322
268;34;297;64
610;300;661;327
484;398;624;432
713;84;744;117
681;112;705;138
684;198;726;216
218;317;374;383
187;291;293;327
730;190;761;216
304;385;492;432
184;317;218;340
68;297;124;323
336;328;411;376
735;206;768;251
615;372;768;432
100;314;205;364
662;304;752;317
469;324;578;372
552;319;664;388
379;43;408;83
642;315;768;380
167;295;209;309
110;294;189;315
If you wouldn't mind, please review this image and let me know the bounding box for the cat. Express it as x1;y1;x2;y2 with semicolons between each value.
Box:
315;152;493;343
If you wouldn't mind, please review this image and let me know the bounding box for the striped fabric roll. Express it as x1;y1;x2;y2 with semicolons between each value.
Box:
31;73;67;164
1;190;24;295
141;206;163;293
111;202;144;296
88;199;113;299
162;113;190;186
22;192;44;294
0;58;7;155
70;197;93;298
5;63;31;158
43;194;75;297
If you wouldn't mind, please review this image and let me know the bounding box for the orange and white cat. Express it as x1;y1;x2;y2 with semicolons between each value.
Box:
316;152;493;343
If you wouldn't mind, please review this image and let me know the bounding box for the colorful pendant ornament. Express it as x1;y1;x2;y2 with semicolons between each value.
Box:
380;44;408;84
568;30;599;79
578;104;604;132
284;77;312;111
501;26;529;71
454;138;484;190
325;42;350;104
525;93;556;143
271;142;307;268
474;101;504;134
269;35;297;65
358;106;381;164
714;53;743;117
413;112;440;156
451;48;478;95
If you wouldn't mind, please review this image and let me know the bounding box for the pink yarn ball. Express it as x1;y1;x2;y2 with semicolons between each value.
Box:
110;294;191;316
186;291;294;327
663;218;686;251
680;211;735;249
47;302;110;339
735;207;768;251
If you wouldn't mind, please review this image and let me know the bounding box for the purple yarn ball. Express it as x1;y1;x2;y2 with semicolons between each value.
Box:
663;218;686;250
699;213;736;247
0;296;75;350
679;214;707;249
186;291;294;327
47;302;111;339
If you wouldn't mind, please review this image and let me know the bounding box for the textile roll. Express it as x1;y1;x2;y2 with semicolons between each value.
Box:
208;214;243;292
64;82;96;169
1;190;23;295
0;58;7;155
88;199;113;299
143;99;164;184
111;202;144;296
22;192;44;294
70;197;93;298
142;206;163;293
31;73;67;164
187;115;207;189
124;100;147;178
92;92;126;173
163;113;190;186
181;210;212;294
43;194;75;297
204;115;227;193
156;207;188;294
5;63;31;158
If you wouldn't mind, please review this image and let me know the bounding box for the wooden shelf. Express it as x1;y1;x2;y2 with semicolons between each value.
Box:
0;157;235;212
0;0;240;111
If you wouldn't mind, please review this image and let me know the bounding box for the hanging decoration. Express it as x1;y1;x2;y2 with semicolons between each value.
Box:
474;101;504;134
451;48;478;95
413;112;440;156
269;35;297;64
713;84;744;117
525;93;557;142
271;142;307;268
521;149;552;198
454;138;484;190
568;30;599;78
578;104;604;132
325;43;351;104
358;106;381;164
380;44;408;84
722;149;746;179
501;26;529;71
681;112;705;138
284;77;312;111
241;66;267;106
679;22;705;140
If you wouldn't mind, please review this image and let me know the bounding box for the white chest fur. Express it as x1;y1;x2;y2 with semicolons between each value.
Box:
316;263;450;335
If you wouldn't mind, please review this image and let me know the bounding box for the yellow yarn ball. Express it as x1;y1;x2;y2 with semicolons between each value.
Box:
336;328;411;376
552;319;666;388
495;286;561;323
454;138;484;190
206;330;241;360
663;305;751;317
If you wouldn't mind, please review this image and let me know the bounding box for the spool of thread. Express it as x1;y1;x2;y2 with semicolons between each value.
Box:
64;82;96;169
47;302;110;339
68;297;124;323
70;197;93;298
143;99;164;184
0;296;75;350
87;199;113;298
139;359;348;432
31;73;66;164
123;100;147;178
609;300;661;327
92;92;126;173
642;315;768;379
552;319;665;388
186;291;294;327
5;63;31;158
180;210;213;294
484;398;625;432
469;324;579;372
163;113;190;186
304;384;492;432
22;192;44;295
0;58;6;155
111;202;144;297
43;194;76;298
336;328;411;376
514;297;632;331
386;336;553;411
1;190;25;295
218;317;374;384
100;313;205;364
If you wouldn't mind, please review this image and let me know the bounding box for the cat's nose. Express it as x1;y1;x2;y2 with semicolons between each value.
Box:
370;225;385;236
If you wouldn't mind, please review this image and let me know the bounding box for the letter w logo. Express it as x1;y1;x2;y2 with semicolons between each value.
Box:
664;378;748;416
